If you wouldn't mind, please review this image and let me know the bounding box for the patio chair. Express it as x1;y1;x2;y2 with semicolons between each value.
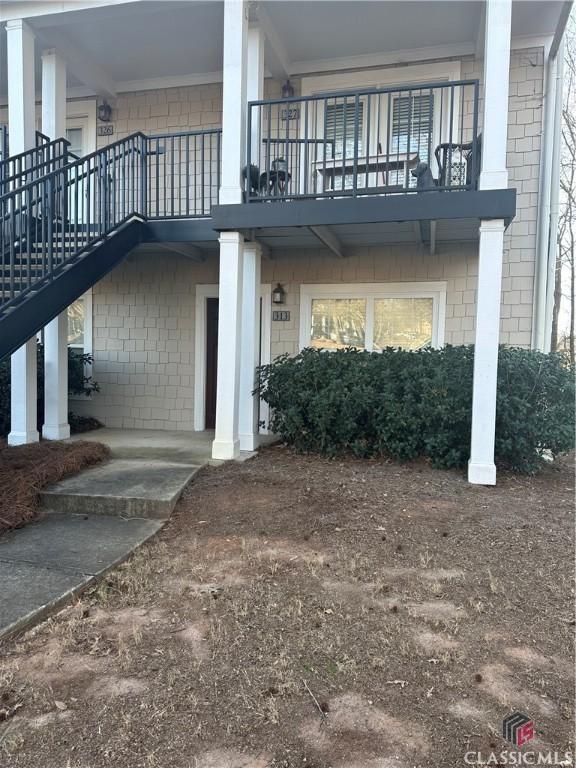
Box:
434;134;482;189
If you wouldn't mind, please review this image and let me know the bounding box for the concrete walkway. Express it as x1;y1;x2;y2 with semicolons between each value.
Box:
0;513;162;640
0;454;202;642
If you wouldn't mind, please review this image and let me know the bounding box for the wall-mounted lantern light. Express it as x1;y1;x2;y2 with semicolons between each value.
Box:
98;100;113;123
272;283;286;305
281;80;294;99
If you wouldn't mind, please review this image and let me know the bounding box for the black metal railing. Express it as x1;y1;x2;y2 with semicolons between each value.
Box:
0;138;77;195
0;128;222;314
0;129;74;195
0;126;8;165
146;129;221;218
0;133;146;310
246;79;480;202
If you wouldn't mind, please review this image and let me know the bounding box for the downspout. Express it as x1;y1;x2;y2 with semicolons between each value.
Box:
544;40;565;352
532;47;557;350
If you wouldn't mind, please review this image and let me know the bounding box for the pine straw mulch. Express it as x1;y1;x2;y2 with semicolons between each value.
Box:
0;439;110;536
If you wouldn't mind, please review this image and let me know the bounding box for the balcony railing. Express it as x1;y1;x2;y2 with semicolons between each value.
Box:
246;79;480;203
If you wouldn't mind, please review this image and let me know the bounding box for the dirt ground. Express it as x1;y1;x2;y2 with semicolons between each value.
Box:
0;439;109;536
0;447;574;767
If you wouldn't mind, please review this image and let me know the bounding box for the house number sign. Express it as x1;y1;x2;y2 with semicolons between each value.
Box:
273;310;290;321
280;108;300;121
97;125;114;137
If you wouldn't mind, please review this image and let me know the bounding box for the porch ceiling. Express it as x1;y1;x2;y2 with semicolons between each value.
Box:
246;218;482;252
0;0;570;101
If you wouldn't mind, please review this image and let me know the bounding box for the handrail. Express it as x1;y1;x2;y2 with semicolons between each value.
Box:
0;137;76;197
0;127;221;317
1;137;70;167
0;132;147;201
248;78;480;107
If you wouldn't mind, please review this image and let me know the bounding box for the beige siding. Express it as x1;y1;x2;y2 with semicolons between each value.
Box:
78;242;478;429
74;252;218;430
262;243;479;358
461;47;544;346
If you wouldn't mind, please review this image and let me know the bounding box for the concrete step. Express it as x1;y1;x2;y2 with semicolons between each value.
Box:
40;459;200;520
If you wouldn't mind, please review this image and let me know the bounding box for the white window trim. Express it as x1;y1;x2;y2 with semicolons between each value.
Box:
299;281;447;352
69;289;93;401
194;284;272;432
301;62;462;98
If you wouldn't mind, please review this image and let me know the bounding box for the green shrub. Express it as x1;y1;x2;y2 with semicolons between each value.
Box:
0;344;99;438
258;345;575;474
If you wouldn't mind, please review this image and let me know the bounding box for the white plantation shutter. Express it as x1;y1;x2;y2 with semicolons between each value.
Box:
325;101;364;159
391;94;433;161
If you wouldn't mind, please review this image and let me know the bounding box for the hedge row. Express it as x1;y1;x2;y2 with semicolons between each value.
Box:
257;345;575;474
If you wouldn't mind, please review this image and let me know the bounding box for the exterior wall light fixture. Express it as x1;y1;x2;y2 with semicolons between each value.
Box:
98;101;112;123
272;283;286;304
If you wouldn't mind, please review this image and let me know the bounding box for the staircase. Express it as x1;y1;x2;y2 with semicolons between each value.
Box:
0;128;221;361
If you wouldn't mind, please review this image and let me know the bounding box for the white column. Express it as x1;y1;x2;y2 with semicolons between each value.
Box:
9;344;39;446
6;19;36;154
42;314;70;440
42;49;70;440
7;19;38;446
468;220;505;485
479;0;512;191
239;243;262;451
212;232;244;460
219;0;248;205
41;49;67;138
247;24;265;164
468;0;512;484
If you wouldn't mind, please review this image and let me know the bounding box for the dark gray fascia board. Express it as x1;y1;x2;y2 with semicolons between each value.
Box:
211;189;516;232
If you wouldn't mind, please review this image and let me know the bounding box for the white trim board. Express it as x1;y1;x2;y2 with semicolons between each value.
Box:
194;283;272;433
301;61;462;98
299;281;447;352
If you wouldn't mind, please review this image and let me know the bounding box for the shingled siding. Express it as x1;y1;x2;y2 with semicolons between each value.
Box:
73;252;218;431
74;241;476;430
462;46;545;346
70;48;545;429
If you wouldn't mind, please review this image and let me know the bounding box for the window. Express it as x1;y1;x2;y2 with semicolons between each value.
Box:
324;100;364;191
373;297;433;350
300;283;446;352
68;297;85;349
325;101;364;159
67;290;92;355
65;127;84;157
311;298;366;349
391;93;434;186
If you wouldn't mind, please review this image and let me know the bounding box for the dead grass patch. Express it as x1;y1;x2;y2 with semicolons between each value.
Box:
0;448;573;767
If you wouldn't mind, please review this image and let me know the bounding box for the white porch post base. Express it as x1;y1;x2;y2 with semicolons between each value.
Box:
8;339;39;446
212;438;241;461
212;232;244;461
239;243;261;453
43;311;70;441
467;460;497;486
42;424;71;441
468;219;505;486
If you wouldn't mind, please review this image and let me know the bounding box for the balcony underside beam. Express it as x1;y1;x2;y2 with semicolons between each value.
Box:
212;189;516;232
308;225;346;258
